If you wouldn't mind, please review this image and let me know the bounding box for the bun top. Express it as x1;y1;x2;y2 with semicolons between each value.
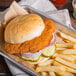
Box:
4;14;45;44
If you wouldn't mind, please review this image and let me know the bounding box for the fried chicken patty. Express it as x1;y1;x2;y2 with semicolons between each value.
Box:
4;19;55;54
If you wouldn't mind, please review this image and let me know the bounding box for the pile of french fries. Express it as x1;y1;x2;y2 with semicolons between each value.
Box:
35;31;76;76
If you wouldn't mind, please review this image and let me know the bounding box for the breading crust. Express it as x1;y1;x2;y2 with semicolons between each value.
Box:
4;19;55;53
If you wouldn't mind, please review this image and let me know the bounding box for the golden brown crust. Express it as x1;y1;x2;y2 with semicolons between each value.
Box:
4;19;55;54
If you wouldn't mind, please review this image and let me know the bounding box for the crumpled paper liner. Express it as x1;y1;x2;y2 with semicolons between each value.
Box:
4;1;28;24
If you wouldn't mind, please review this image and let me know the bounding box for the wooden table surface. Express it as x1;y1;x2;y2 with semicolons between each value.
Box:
0;0;76;76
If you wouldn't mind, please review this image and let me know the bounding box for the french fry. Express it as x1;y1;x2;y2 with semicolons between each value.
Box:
71;55;76;58
49;72;56;76
55;57;76;69
56;48;66;51
41;72;48;76
36;65;66;72
56;50;64;54
71;55;76;63
56;43;76;49
55;71;74;76
53;61;76;73
73;44;76;49
53;53;76;62
62;72;74;76
63;39;72;43
56;71;66;76
59;32;76;43
56;43;73;48
62;49;76;55
38;59;53;66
